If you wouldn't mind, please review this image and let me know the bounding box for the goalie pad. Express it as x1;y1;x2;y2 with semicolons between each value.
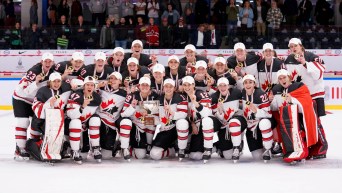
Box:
41;109;65;161
279;105;308;163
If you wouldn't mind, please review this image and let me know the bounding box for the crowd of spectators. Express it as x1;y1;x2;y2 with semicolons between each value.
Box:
0;0;341;50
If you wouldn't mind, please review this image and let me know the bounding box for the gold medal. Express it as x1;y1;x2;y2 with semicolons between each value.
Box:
294;54;300;60
85;95;93;101
237;62;244;68
125;76;131;82
228;68;235;73
54;95;60;99
281;93;286;98
218;97;224;103
68;66;74;71
40;72;46;79
246;101;251;105
268;84;272;89
94;75;99;80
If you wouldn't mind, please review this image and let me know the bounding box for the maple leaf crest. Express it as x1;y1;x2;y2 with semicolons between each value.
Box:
224;108;234;120
80;113;92;122
135;111;142;119
244;107;250;118
101;99;115;110
261;79;270;92
291;70;298;81
161;117;168;124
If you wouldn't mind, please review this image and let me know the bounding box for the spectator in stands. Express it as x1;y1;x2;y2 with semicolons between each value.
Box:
121;0;134;25
26;23;41;49
183;0;196;16
298;0;312;27
147;0;160;25
226;0;239;44
115;17;130;49
161;3;180;25
205;23;221;49
159;17;173;48
30;0;38;27
90;0;105;26
283;0;298;25
4;0;15;26
253;0;268;37
107;0;121;25
100;17;115;49
135;0;147;22
146;17;159;48
315;0;332;26
71;0;82;25
239;0;254;29
195;0;209;24
211;0;226;25
58;0;70;23
47;0;57;26
73;15;89;49
0;1;5;26
173;17;188;48
134;16;147;46
184;7;196;27
191;24;206;49
10;21;22;49
56;15;71;49
266;0;283;37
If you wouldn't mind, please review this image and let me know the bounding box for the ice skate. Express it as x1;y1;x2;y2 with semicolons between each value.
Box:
232;146;240;163
14;146;30;161
271;142;283;157
60;141;71;159
262;149;271;163
72;150;83;164
122;148;131;162
92;146;102;163
239;140;244;156
202;148;212;164
178;149;185;161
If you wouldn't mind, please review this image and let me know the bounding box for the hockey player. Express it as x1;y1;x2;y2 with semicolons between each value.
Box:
66;76;102;164
107;47;128;74
270;69;323;163
164;55;187;91
179;44;209;74
210;57;237;89
256;43;285;94
227;42;262;89
26;72;72;161
284;38;327;158
54;51;85;82
150;63;166;96
122;57;150;94
192;60;216;95
97;72;127;158
120;77;160;159
182;76;214;163
79;51;114;82
211;77;247;162
241;74;274;162
150;79;189;161
123;39;153;67
13;52;55;160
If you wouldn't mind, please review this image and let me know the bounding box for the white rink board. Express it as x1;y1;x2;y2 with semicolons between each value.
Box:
1;49;342;72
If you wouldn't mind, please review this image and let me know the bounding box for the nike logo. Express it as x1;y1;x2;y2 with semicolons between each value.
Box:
19;51;26;54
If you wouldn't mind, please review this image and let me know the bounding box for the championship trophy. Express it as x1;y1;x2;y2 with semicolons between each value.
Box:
140;100;159;126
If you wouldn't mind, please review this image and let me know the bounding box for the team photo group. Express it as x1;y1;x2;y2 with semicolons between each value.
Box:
12;37;328;165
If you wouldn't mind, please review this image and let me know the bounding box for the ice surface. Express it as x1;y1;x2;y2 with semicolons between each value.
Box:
0;110;341;193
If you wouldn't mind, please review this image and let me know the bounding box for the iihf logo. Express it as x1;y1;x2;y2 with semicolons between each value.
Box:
16;57;24;70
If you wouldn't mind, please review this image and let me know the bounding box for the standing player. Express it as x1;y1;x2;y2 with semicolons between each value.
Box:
182;76;214;163
122;57;150;94
164;55;187;91
66;76;102;164
54;51;86;82
210;57;237;89
192;60;216;95
150;63;166;96
150;79;189;161
179;44;209;74
284;38;327;158
13;52;55;160
97;72;127;158
107;47;128;74
211;77;247;162
120;77;160;160
123;39;153;67
241;75;274;162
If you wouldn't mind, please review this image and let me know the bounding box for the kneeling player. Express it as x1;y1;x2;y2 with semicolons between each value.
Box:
66;76;102;164
271;69;325;163
150;79;189;161
97;72;127;158
241;75;275;162
182;76;214;163
27;73;71;161
211;77;247;163
120;77;159;160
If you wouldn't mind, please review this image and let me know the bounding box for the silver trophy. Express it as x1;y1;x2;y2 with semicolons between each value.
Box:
140;100;159;125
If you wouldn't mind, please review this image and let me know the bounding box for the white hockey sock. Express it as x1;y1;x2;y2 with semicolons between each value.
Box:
202;117;214;149
15;118;30;149
89;117;100;147
228;119;242;147
259;119;273;150
176;119;189;150
119;119;132;149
